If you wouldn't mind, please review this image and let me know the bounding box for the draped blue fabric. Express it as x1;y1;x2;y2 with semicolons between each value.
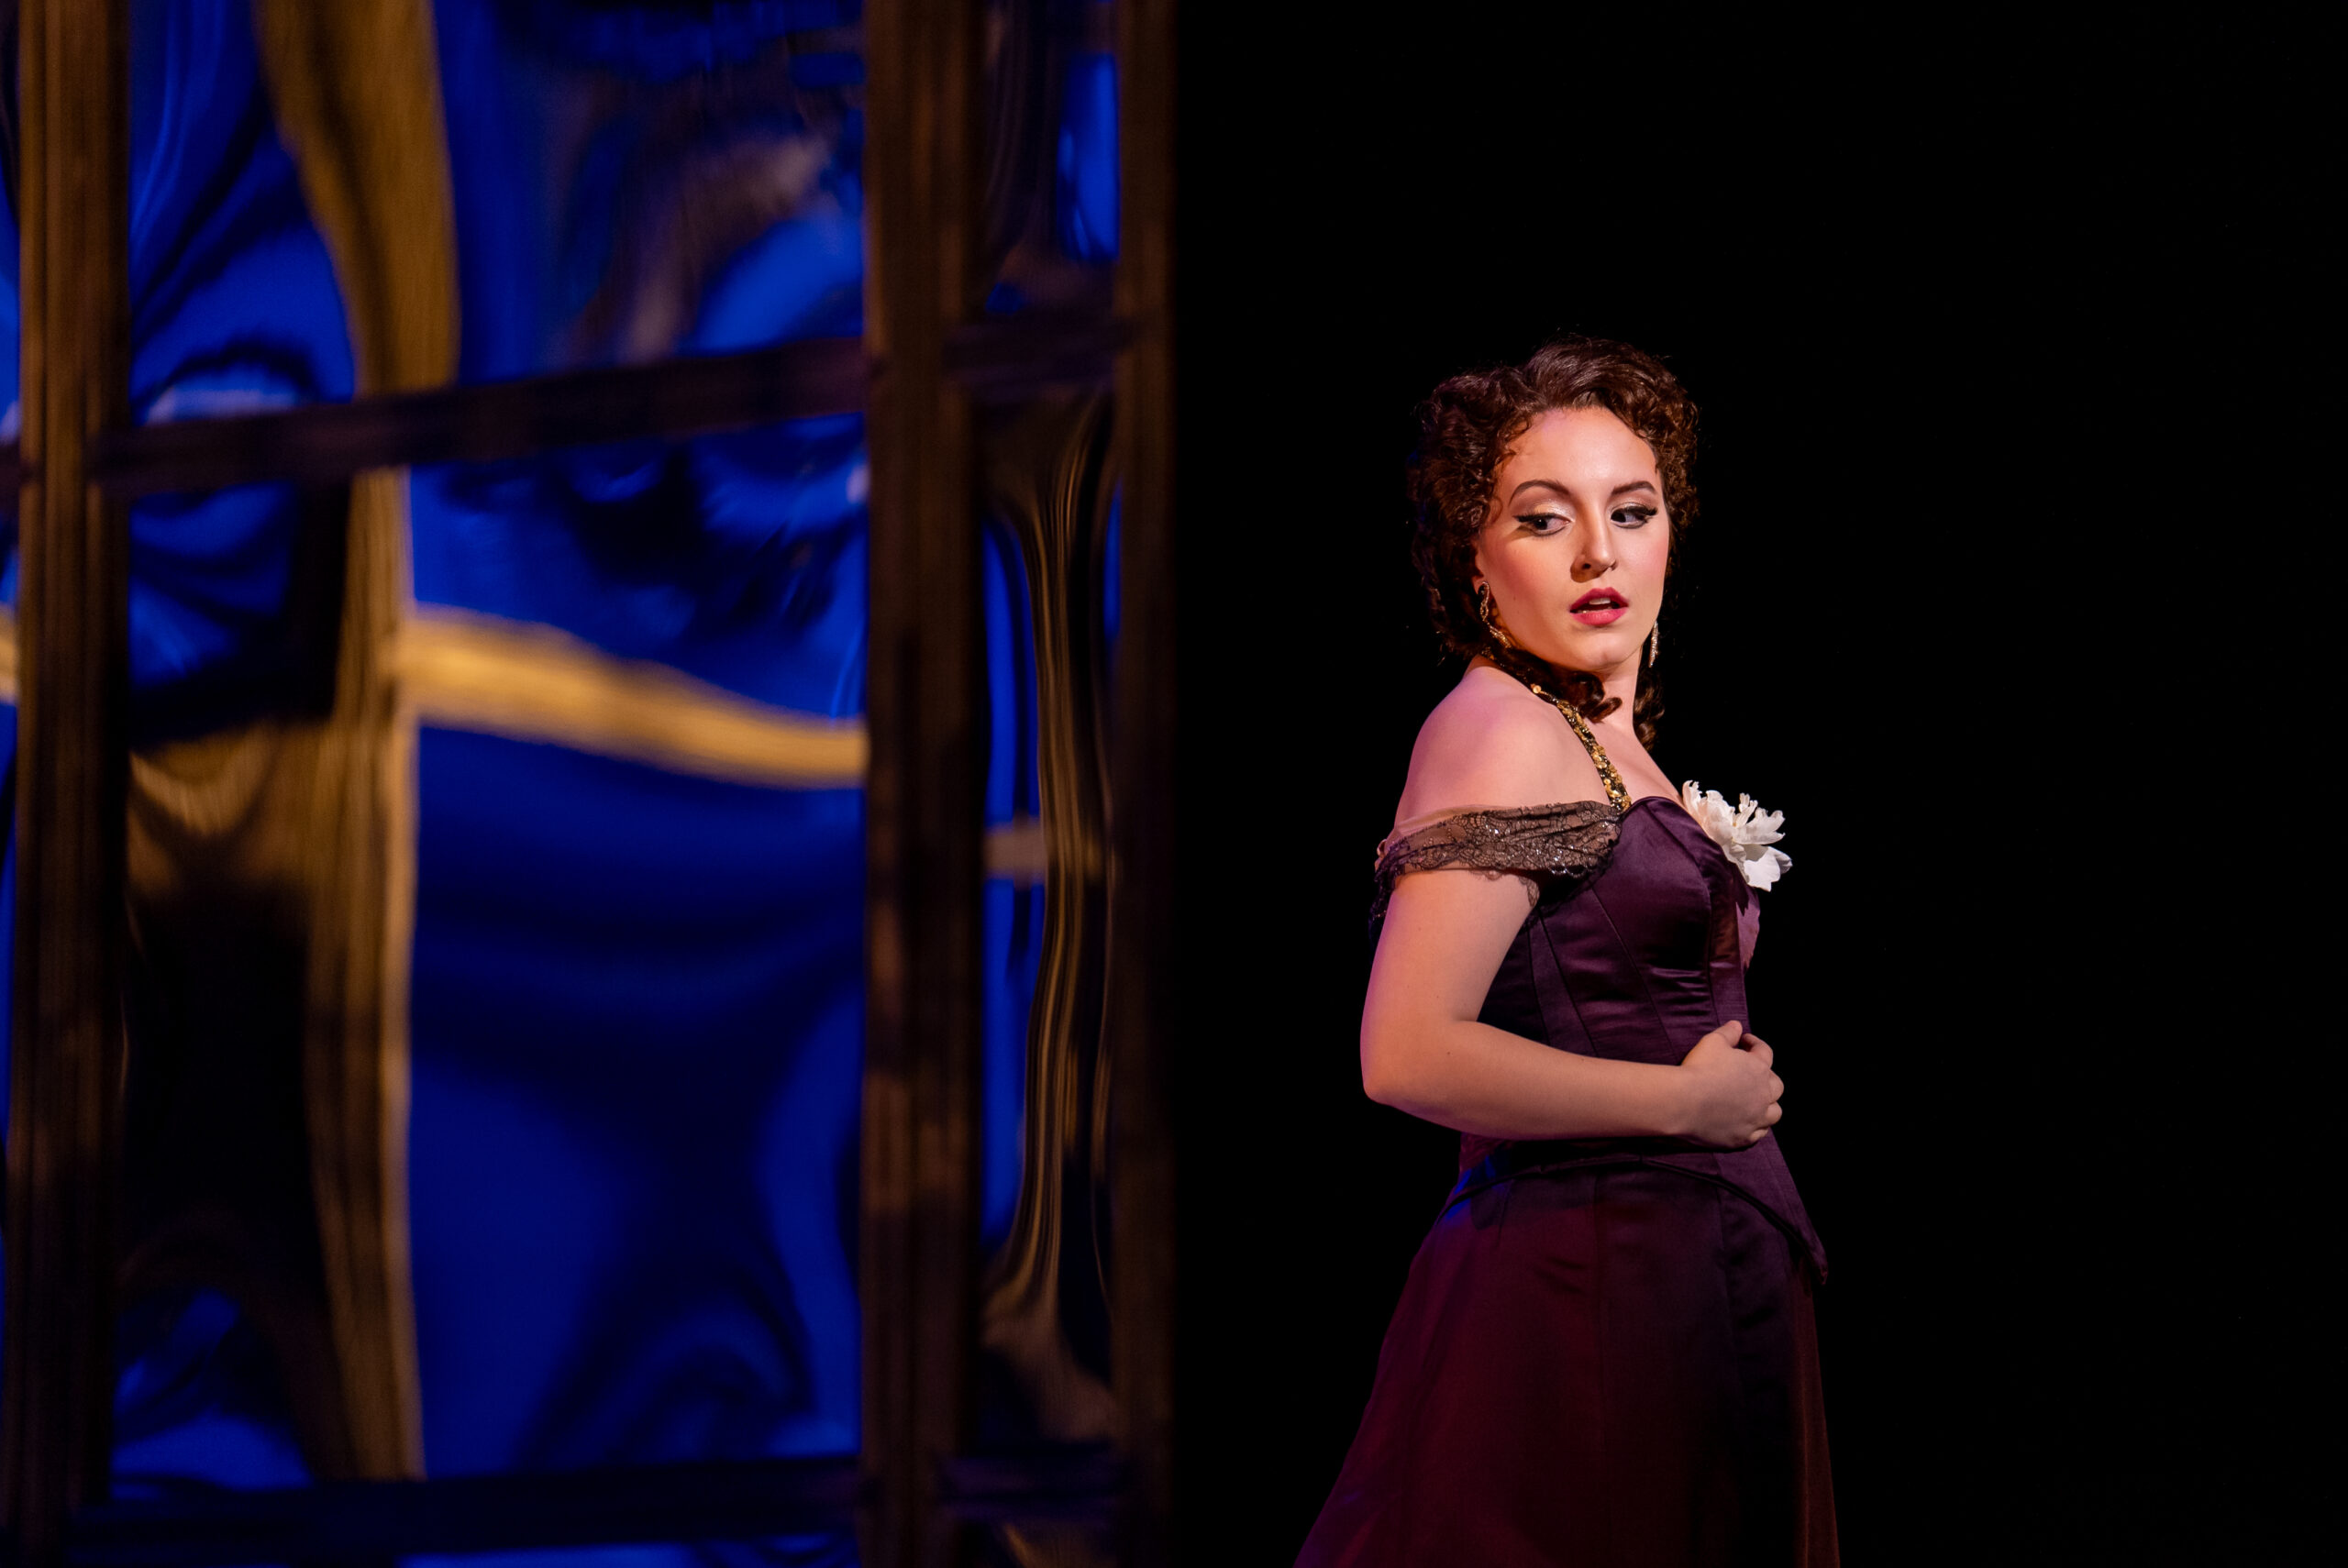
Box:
408;415;869;715
0;178;19;436
981;519;1045;1250
0;102;15;1444
122;0;354;727
4;5;1103;1562
1056;53;1119;265
111;1288;314;1495
0;706;16;1164
429;0;864;385
408;731;864;1477
1102;494;1121;660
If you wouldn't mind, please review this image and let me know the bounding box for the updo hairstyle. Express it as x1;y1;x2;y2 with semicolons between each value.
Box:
1405;336;1698;748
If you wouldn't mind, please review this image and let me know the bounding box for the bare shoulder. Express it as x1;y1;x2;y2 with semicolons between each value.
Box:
1392;665;1601;823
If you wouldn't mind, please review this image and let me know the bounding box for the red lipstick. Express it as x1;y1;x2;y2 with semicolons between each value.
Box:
1567;586;1630;626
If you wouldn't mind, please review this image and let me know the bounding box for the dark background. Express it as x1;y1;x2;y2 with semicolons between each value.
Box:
1168;13;2323;1564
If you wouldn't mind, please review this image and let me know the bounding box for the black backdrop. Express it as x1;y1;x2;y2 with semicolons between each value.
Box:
1166;13;2322;1566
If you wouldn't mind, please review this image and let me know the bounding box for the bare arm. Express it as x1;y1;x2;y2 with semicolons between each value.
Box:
1360;670;1783;1146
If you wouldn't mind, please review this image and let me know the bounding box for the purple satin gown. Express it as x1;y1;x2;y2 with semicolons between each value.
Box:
1298;797;1837;1567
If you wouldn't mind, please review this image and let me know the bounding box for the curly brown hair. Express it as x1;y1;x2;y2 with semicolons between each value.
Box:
1405;336;1698;749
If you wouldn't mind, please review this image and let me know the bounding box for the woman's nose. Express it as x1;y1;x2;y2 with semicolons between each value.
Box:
1574;517;1618;578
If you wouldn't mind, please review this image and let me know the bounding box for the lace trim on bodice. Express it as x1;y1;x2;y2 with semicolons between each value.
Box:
1370;801;1621;929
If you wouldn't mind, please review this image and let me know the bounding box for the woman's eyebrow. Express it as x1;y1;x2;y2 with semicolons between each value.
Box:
1507;478;1659;503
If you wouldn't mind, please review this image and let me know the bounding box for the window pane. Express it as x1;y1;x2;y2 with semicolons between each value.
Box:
971;392;1115;1485
980;0;1117;317
0;704;16;1191
124;481;349;735
1;156;18;445
404;418;865;1512
981;515;1045;1253
130;0;356;419
112;1287;313;1499
409;415;868;715
409;730;863;1474
430;0;865;382
403;1536;858;1568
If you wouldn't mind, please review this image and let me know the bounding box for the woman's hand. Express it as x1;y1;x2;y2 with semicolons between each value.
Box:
1675;1021;1784;1147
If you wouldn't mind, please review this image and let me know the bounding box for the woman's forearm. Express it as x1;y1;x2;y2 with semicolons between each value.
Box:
1361;1020;1692;1142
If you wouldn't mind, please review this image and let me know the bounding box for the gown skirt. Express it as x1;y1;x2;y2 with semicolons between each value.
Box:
1295;1161;1836;1567
1302;797;1838;1566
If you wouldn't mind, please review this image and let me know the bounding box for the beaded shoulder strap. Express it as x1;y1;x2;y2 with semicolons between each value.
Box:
1522;679;1632;814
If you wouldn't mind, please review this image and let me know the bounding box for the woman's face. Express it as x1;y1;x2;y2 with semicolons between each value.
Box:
1473;405;1670;681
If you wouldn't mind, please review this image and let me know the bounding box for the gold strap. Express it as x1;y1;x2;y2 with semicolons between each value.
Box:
1528;681;1632;814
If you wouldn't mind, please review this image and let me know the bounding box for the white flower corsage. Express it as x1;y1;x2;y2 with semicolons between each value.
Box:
1679;781;1791;890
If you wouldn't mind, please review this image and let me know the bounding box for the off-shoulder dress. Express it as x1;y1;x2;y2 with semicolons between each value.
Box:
1295;796;1837;1568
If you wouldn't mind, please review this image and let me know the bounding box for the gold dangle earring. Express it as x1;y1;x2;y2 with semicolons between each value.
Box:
1646;619;1660;668
1477;582;1519;651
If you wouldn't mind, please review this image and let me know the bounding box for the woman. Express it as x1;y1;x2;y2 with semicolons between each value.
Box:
1297;339;1835;1566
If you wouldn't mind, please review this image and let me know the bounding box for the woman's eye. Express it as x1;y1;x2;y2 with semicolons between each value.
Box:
1611;504;1657;528
1515;513;1569;536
